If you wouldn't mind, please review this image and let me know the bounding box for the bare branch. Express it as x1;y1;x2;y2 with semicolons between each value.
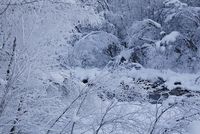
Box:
149;103;176;134
46;88;91;134
0;37;17;117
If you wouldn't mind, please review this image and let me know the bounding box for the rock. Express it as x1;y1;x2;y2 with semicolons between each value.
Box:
174;82;182;85
148;93;162;104
169;87;190;96
82;79;88;84
152;77;166;88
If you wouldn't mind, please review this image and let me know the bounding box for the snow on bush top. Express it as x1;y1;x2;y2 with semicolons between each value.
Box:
162;31;180;44
156;31;180;50
164;0;187;8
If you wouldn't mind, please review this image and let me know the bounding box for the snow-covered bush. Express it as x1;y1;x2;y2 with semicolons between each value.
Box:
127;19;161;48
180;0;200;6
192;27;200;53
162;0;200;37
72;31;122;68
154;32;199;72
127;31;200;72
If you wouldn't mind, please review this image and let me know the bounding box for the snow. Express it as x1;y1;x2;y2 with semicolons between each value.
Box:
0;78;6;86
164;72;200;91
165;0;188;7
147;19;161;28
129;19;161;34
188;121;200;134
156;31;180;51
138;69;196;90
64;0;76;4
165;13;176;22
50;72;65;83
134;68;200;91
75;31;120;49
70;67;103;81
160;46;166;52
161;31;180;44
72;113;80;122
68;66;200;92
120;49;132;60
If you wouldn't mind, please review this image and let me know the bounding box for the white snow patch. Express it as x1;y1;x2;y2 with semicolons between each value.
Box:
188;121;200;134
70;67;104;82
72;113;80;122
160;46;166;52
162;31;180;44
115;68;200;91
156;31;180;51
165;0;187;7
165;13;176;23
146;19;161;28
120;49;132;60
0;78;6;85
50;72;65;83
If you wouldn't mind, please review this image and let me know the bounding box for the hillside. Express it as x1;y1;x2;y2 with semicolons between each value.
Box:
0;0;200;134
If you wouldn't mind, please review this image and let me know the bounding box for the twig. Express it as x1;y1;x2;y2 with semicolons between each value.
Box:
149;103;176;134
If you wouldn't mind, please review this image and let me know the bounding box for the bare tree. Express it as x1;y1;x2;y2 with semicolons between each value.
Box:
0;37;17;117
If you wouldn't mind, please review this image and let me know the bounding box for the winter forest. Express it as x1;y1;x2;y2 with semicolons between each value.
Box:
1;0;200;134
